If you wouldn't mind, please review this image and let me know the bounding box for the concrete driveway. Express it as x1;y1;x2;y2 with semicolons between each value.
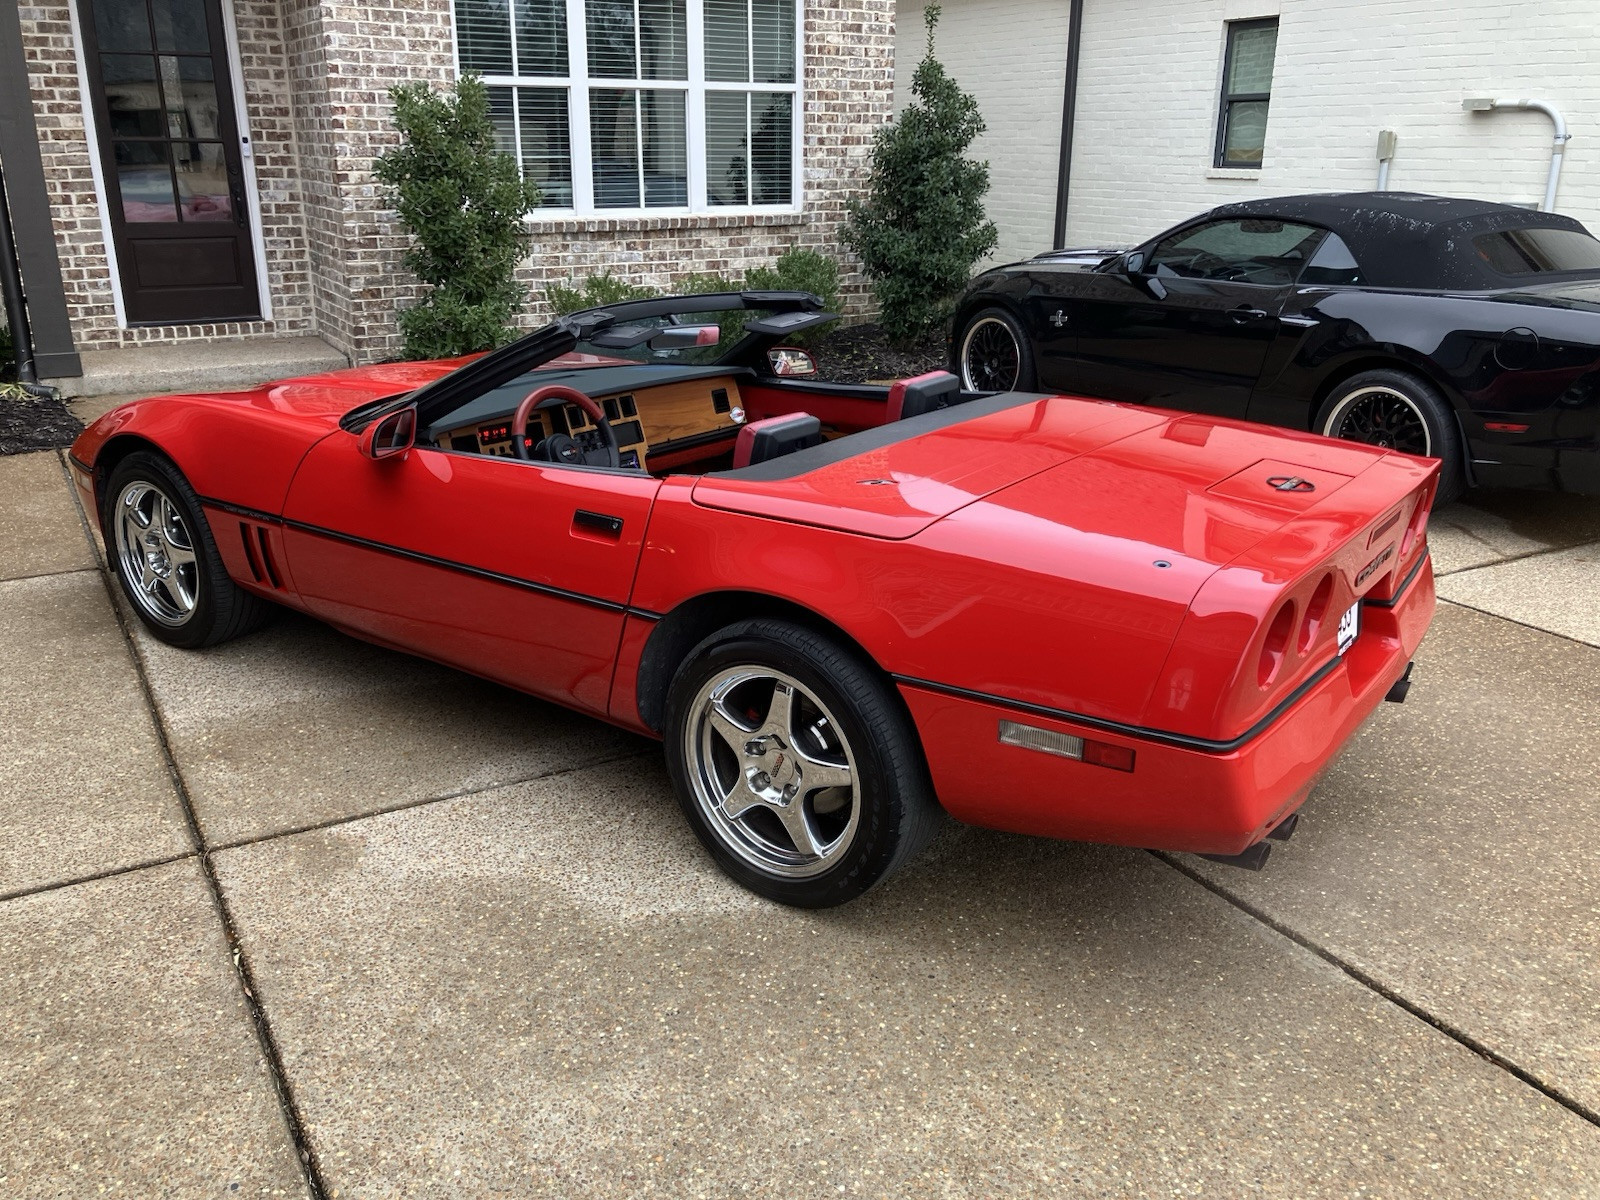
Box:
3;446;1599;1199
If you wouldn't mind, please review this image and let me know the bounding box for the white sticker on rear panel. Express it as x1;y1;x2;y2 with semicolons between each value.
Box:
1337;602;1360;655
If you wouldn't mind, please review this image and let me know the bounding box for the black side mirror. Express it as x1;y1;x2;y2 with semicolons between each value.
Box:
1123;251;1168;300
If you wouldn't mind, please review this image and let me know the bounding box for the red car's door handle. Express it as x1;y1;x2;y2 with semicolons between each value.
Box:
1230;307;1271;323
573;509;624;538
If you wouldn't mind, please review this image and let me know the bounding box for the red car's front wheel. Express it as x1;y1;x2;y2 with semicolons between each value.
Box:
103;450;273;648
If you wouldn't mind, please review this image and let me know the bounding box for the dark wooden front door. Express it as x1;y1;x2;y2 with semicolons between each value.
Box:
79;0;261;324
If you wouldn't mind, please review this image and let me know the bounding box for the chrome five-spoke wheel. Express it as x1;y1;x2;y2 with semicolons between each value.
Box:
1321;385;1431;456
113;480;199;627
663;618;941;906
684;667;859;878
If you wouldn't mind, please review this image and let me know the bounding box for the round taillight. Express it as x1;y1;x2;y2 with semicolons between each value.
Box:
1299;574;1333;655
1259;601;1296;689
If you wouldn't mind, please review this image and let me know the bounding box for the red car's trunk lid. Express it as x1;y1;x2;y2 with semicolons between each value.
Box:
691;397;1170;538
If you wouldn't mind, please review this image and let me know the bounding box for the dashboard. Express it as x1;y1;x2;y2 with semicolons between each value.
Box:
432;366;749;471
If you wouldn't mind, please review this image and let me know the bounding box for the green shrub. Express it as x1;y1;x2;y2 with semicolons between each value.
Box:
545;272;659;315
374;76;542;360
843;4;997;346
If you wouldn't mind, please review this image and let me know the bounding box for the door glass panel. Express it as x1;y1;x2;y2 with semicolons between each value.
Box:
94;0;152;52
151;0;211;52
160;55;222;139
102;54;164;137
115;142;179;222
175;143;232;220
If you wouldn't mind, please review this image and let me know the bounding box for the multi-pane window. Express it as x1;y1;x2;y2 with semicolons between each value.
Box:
1214;18;1277;169
454;0;800;213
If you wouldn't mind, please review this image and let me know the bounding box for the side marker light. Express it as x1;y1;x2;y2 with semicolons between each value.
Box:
998;720;1135;772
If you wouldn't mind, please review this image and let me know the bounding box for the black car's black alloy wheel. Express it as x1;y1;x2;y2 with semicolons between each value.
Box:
959;316;1022;391
1322;385;1431;457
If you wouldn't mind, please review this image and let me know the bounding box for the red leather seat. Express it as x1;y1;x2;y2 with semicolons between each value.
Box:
886;370;961;421
732;413;825;469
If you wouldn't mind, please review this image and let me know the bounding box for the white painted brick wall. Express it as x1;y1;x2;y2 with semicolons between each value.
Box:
893;0;1071;267
1066;0;1600;248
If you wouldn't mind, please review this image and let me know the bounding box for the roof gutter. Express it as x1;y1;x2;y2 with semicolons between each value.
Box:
1051;0;1086;248
1462;96;1571;212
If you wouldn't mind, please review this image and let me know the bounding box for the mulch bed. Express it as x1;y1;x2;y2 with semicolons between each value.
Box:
809;322;947;384
0;392;85;456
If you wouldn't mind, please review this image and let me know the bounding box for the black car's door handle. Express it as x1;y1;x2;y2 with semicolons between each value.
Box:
572;509;623;538
1230;307;1271;323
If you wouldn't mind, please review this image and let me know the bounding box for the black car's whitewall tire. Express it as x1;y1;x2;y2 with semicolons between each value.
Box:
956;307;1035;392
663;618;942;908
103;451;273;648
1315;368;1465;505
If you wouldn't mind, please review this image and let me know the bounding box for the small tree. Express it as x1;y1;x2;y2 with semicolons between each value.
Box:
844;5;997;345
375;77;542;359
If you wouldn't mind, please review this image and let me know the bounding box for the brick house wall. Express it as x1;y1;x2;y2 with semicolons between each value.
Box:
20;0;895;366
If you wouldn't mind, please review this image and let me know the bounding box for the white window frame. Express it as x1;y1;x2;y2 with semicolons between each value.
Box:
458;0;804;218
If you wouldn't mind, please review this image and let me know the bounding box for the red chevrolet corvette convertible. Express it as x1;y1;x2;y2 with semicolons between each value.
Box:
70;291;1438;906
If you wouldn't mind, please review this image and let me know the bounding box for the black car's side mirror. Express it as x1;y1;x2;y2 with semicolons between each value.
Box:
1123;251;1168;300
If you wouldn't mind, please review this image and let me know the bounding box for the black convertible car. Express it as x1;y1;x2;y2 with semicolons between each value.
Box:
950;192;1600;501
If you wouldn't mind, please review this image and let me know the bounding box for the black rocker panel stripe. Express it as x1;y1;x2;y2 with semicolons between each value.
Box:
196;494;664;621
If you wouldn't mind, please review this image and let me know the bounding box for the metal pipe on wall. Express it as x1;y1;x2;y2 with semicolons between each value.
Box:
0;161;40;386
1463;97;1570;212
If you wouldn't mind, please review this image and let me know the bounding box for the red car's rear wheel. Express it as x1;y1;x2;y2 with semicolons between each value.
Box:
663;618;941;907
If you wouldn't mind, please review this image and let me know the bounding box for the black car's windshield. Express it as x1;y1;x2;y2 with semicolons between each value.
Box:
1472;227;1600;276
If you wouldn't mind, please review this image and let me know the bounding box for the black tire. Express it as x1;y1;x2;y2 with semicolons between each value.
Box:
102;450;274;648
1314;368;1466;505
954;305;1036;392
662;618;942;908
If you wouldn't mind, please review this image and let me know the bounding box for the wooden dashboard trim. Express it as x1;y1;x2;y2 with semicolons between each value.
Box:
437;374;745;465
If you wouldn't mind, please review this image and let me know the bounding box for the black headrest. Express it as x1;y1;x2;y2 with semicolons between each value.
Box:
733;412;825;468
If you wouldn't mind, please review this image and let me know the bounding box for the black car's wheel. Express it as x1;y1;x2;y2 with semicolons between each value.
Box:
103;450;274;648
955;307;1036;392
662;618;942;908
1315;368;1465;505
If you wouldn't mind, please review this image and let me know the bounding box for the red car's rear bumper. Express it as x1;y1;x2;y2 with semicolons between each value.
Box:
899;553;1436;856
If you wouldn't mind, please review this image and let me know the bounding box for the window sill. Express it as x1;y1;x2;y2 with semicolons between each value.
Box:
1207;167;1262;180
526;210;806;234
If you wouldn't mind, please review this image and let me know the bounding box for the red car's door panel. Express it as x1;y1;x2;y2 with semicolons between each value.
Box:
280;437;660;716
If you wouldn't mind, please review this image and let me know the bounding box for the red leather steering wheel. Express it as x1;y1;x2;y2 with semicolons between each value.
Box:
511;382;620;468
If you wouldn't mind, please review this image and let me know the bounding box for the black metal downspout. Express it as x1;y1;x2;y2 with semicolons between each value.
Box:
0;163;53;396
1051;0;1086;249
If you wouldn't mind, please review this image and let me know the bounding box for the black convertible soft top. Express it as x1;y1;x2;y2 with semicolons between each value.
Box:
1202;191;1594;290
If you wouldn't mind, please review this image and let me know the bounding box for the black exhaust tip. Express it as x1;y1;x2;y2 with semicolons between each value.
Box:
1266;811;1300;842
1384;661;1415;704
1198;841;1272;871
